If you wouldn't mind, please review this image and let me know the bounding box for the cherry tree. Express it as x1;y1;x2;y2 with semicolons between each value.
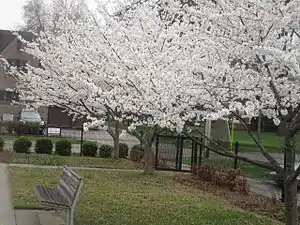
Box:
155;1;300;224
10;0;192;170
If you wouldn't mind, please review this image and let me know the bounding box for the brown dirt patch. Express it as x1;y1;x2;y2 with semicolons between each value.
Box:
173;174;290;223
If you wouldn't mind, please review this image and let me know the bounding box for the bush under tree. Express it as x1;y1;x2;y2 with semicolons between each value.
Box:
13;137;32;153
130;145;144;162
82;141;98;157
35;139;53;154
99;144;113;158
0;136;4;152
0;121;41;135
55;139;72;156
119;143;129;158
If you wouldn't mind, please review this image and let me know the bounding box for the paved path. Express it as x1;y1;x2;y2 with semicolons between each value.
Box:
238;152;300;164
209;151;300;165
0;163;16;225
247;177;300;205
9;163;144;172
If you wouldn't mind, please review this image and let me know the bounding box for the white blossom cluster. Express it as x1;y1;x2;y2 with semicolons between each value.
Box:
9;0;300;132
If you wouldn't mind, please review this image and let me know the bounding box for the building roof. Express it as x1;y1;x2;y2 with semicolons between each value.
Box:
0;29;35;53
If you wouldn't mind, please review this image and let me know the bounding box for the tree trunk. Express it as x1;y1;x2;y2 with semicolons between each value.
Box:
204;119;211;158
113;122;120;159
284;133;298;225
277;122;288;136
284;180;298;225
257;111;262;140
143;142;154;174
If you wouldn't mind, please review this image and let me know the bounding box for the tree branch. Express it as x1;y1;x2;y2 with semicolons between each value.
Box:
234;113;283;172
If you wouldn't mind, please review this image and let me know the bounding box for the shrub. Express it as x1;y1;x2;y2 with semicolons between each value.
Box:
129;144;144;162
99;144;113;158
0;121;41;135
196;164;249;194
0;121;19;133
13;137;32;153
55;140;72;156
119;143;129;158
18;122;41;135
82;141;98;157
35;139;53;154
0;136;4;152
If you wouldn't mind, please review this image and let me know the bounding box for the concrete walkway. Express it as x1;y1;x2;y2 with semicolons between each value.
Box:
9;163;144;172
0;163;16;225
247;177;300;205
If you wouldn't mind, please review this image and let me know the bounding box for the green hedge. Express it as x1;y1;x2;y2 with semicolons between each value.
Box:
130;145;144;162
55;140;72;156
119;143;129;158
82;142;98;157
35;139;53;154
13;137;32;153
99;144;113;158
0;136;4;152
0;121;41;135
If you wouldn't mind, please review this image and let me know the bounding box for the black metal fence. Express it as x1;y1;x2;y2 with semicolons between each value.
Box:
155;135;202;172
154;134;263;177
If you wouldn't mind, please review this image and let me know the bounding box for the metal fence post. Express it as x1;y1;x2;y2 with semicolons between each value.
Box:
191;139;198;175
234;141;239;169
80;126;84;156
199;137;203;165
179;137;184;171
155;134;159;169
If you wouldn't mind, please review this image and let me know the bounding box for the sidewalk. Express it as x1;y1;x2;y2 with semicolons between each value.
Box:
9;163;144;172
247;177;300;205
0;163;16;225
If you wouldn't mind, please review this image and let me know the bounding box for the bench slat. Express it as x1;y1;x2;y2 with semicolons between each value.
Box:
35;185;69;207
57;167;82;205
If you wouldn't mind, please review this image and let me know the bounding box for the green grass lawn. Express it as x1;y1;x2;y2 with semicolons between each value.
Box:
182;157;270;180
232;131;284;152
9;167;282;225
8;152;141;169
2;135;82;144
187;128;290;153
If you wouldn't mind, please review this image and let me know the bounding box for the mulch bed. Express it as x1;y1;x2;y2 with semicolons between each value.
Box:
173;174;300;223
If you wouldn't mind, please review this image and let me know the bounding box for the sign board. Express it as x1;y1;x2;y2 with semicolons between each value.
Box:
2;113;14;121
47;127;61;136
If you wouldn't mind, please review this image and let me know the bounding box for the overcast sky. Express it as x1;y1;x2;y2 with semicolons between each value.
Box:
0;0;98;30
0;0;25;29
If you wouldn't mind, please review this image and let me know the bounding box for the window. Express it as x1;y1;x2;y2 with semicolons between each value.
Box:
0;90;19;103
4;91;13;101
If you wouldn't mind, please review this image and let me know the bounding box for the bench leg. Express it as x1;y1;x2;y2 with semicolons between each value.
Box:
66;208;74;225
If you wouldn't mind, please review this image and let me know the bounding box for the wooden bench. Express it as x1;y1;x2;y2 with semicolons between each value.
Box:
35;166;83;225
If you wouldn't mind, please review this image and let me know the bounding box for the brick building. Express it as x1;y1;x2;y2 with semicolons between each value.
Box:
0;29;48;122
0;29;88;128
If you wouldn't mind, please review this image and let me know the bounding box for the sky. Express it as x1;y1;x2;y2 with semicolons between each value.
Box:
0;0;98;30
0;0;25;30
